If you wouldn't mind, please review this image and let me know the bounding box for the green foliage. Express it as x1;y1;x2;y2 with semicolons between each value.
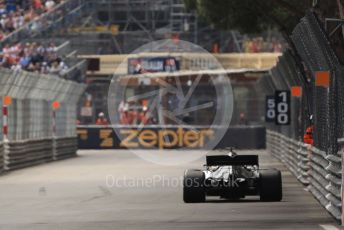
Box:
185;0;314;34
184;0;197;11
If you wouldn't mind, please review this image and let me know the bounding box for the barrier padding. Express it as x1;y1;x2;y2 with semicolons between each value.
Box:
266;130;342;222
5;139;53;170
0;142;3;173
54;136;78;160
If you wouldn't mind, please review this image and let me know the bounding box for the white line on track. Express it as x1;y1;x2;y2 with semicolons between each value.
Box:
320;224;340;230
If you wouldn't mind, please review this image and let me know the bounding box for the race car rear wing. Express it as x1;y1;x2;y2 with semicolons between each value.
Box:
206;155;259;166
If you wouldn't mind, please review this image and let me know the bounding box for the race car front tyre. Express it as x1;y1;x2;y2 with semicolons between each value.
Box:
183;169;205;203
259;169;282;202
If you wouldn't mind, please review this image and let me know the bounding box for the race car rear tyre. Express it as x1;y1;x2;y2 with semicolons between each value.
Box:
259;169;282;202
183;169;205;203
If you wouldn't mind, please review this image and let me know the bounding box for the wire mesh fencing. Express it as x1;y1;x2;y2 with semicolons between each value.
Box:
261;11;344;222
0;68;85;170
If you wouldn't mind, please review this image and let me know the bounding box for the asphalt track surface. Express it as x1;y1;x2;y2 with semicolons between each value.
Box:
0;149;342;230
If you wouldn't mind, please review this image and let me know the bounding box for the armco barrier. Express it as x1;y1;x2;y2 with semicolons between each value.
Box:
77;125;266;150
0;68;85;173
5;139;53;170
267;130;341;221
0;142;3;173
266;130;310;185
259;11;344;223
54;137;78;160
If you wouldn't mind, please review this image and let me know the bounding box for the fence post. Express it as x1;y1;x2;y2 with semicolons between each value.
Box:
2;96;11;170
339;138;344;225
52;101;60;161
3;104;8;142
306;143;312;189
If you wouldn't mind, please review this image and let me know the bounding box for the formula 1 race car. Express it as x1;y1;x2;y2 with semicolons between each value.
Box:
183;149;282;203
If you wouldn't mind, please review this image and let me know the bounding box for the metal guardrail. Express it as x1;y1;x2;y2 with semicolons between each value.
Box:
267;130;310;185
54;137;78;160
0;67;85;173
2;137;79;170
258;10;344;223
0;142;3;173
267;130;341;221
0;0;87;173
5;139;53;170
0;68;86;141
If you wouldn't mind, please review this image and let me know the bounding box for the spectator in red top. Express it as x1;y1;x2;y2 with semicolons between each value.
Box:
304;125;313;145
32;0;43;10
304;115;314;145
120;107;136;125
138;106;151;125
96;112;109;125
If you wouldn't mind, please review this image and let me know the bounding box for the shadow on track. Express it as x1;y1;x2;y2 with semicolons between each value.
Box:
205;198;264;203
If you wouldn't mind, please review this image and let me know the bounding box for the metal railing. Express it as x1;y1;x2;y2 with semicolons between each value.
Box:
260;11;344;222
267;130;310;186
0;68;85;171
0;142;3;173
267;130;341;221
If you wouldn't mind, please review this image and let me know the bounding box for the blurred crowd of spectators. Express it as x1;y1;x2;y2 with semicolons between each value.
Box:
241;37;285;53
0;42;68;76
0;0;62;40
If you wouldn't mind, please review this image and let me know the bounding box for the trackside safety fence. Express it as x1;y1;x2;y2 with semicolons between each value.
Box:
259;11;344;222
0;68;85;171
266;130;310;186
267;130;341;219
0;142;3;173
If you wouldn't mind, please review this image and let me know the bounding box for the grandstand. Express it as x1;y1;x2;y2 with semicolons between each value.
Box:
0;0;87;169
0;0;61;41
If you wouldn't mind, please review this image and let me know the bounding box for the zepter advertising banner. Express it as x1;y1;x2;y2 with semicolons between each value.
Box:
108;39;234;165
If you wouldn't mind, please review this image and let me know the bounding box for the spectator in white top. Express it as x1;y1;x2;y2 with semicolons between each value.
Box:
59;63;68;76
45;0;56;11
40;61;49;74
46;42;57;53
49;60;60;74
11;63;22;71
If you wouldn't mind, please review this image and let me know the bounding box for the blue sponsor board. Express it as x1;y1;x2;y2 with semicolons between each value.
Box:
128;57;180;74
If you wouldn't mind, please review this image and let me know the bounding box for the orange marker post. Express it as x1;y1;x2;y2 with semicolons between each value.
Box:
52;101;60;138
291;86;302;97
3;95;12;106
315;71;330;87
52;101;60;110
